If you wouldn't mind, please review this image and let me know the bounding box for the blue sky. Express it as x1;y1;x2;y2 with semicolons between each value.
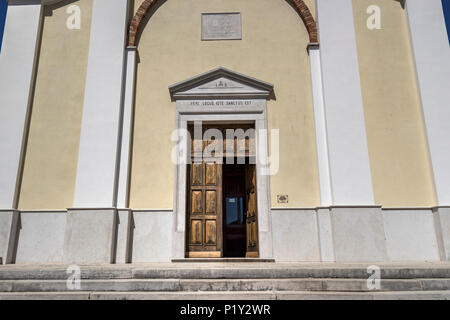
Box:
0;0;7;53
443;0;450;44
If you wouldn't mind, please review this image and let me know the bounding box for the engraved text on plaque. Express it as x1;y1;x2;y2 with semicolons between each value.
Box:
201;13;242;41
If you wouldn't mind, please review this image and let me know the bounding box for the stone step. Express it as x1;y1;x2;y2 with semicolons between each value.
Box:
1;264;450;280
131;267;450;280
0;290;449;300
1;278;450;293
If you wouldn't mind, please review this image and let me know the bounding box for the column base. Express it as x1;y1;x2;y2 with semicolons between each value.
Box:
0;210;19;264
331;206;388;262
434;207;450;261
63;208;118;264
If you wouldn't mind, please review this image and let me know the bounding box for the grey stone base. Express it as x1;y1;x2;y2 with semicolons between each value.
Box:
116;209;132;263
435;207;450;261
3;206;450;264
383;208;440;261
272;209;320;262
15;211;66;263
0;210;19;264
63;209;118;264
272;206;449;263
131;210;172;263
332;207;388;262
5;208;173;265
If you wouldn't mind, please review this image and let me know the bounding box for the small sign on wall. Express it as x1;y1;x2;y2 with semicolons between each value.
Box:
277;195;288;204
201;13;242;41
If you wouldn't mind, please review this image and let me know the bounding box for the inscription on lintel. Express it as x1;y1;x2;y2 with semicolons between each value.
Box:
201;13;242;41
189;100;253;107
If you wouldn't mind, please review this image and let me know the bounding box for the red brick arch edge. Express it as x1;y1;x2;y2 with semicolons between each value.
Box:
128;0;318;47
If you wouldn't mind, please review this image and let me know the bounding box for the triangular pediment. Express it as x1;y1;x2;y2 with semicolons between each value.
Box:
169;67;273;99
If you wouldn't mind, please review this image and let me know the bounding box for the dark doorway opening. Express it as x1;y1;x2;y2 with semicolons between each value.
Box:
222;159;247;257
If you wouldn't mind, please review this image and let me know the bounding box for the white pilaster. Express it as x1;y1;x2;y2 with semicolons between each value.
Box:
117;47;137;209
405;0;450;206
308;43;332;206
172;116;188;259
255;117;273;259
73;0;130;207
316;0;375;205
0;0;42;209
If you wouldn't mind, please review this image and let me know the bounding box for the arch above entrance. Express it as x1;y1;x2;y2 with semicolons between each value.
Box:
128;0;318;47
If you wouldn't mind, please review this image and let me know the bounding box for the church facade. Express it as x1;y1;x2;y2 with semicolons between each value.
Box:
0;0;450;264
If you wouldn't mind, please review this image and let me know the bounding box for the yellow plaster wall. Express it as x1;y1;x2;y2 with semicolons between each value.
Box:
352;0;436;206
18;0;93;210
130;0;320;209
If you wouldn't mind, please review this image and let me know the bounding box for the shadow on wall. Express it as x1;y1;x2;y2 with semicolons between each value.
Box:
9;212;20;264
394;0;406;9
44;0;80;16
285;0;314;32
133;0;168;47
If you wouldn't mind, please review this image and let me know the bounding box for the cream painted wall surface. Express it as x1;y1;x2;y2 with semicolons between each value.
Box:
352;0;435;207
130;0;320;209
18;0;93;210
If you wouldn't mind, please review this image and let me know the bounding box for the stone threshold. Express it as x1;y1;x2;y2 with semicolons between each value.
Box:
171;258;276;263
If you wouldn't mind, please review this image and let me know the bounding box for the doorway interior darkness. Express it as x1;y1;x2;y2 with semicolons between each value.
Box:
223;160;247;257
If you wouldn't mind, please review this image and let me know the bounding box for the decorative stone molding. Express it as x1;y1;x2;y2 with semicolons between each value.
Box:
128;0;156;47
169;67;274;100
128;0;318;46
291;0;318;43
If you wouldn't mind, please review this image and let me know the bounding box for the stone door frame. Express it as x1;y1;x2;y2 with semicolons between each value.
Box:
171;102;273;259
169;67;274;260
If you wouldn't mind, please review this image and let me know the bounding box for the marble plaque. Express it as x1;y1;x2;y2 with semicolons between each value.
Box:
201;13;242;40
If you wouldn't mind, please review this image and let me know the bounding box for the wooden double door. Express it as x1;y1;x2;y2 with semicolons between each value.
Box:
186;126;259;258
